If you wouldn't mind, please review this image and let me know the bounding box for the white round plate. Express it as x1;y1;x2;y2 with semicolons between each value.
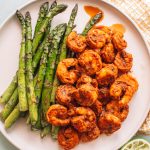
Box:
0;0;150;150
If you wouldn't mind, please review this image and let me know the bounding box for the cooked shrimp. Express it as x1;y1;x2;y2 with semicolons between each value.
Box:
112;32;127;51
110;74;139;106
56;58;79;84
67;31;86;53
98;113;121;134
96;64;118;86
77;50;102;76
98;87;111;105
76;74;98;88
80;125;100;142
86;28;107;49
71;107;96;132
72;84;98;106
90;100;103;117
93;49;101;55
56;85;76;106
100;43;115;63
46;104;70;126
106;101;129;122
95;26;113;43
58;127;79;150
114;50;133;73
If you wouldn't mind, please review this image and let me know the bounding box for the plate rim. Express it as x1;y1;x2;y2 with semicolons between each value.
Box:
0;0;150;150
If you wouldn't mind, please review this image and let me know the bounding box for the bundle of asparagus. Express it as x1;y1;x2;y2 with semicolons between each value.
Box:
0;1;102;139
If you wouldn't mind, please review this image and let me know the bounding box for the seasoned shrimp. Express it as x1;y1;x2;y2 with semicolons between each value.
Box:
56;58;79;84
93;49;101;55
46;104;70;126
96;64;118;86
72;84;98;106
86;28;107;49
71;107;96;132
100;43;115;63
110;74;138;106
56;85;76;106
114;50;133;73
95;26;113;43
58;127;79;150
98;87;111;105
90;100;103;117
106;101;129;122
76;74;98;88
67;31;86;53
112;32;127;51
98;113;121;134
80;125;100;142
77;50;102;76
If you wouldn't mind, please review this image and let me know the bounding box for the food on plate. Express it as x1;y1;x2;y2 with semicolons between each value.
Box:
76;74;98;88
77;50;102;76
0;1;139;149
100;43;115;63
72;84;98;106
58;127;79;150
46;104;70;126
98;87;111;105
80;125;101;142
67;31;86;53
96;64;118;86
86;28;107;48
110;74;138;106
56;58;79;84
112;31;127;51
56;85;76;106
90;100;103;117
98;113;121;134
114;50;133;73
70;107;96;132
106;101;129;122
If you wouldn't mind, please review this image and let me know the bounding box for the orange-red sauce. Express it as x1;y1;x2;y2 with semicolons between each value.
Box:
110;24;126;34
84;6;104;23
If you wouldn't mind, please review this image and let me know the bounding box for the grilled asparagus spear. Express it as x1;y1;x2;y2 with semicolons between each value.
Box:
17;11;28;112
82;12;102;36
32;4;67;54
34;2;49;36
25;12;38;125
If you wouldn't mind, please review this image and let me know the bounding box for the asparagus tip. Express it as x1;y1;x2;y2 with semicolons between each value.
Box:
74;4;78;9
25;11;31;19
44;1;49;5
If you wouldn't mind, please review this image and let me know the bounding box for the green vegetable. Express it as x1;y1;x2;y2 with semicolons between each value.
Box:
50;4;78;139
50;0;57;9
82;12;102;36
0;2;66;105
33;2;49;36
51;126;60;139
4;104;20;129
0;75;17;104
31;28;53;129
32;4;67;54
40;126;51;138
25;12;38;125
32;24;66;130
16;10;28;112
0;89;18;121
0;29;53;122
41;24;67;127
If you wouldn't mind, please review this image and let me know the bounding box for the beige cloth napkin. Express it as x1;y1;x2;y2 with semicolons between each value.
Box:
107;0;150;134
